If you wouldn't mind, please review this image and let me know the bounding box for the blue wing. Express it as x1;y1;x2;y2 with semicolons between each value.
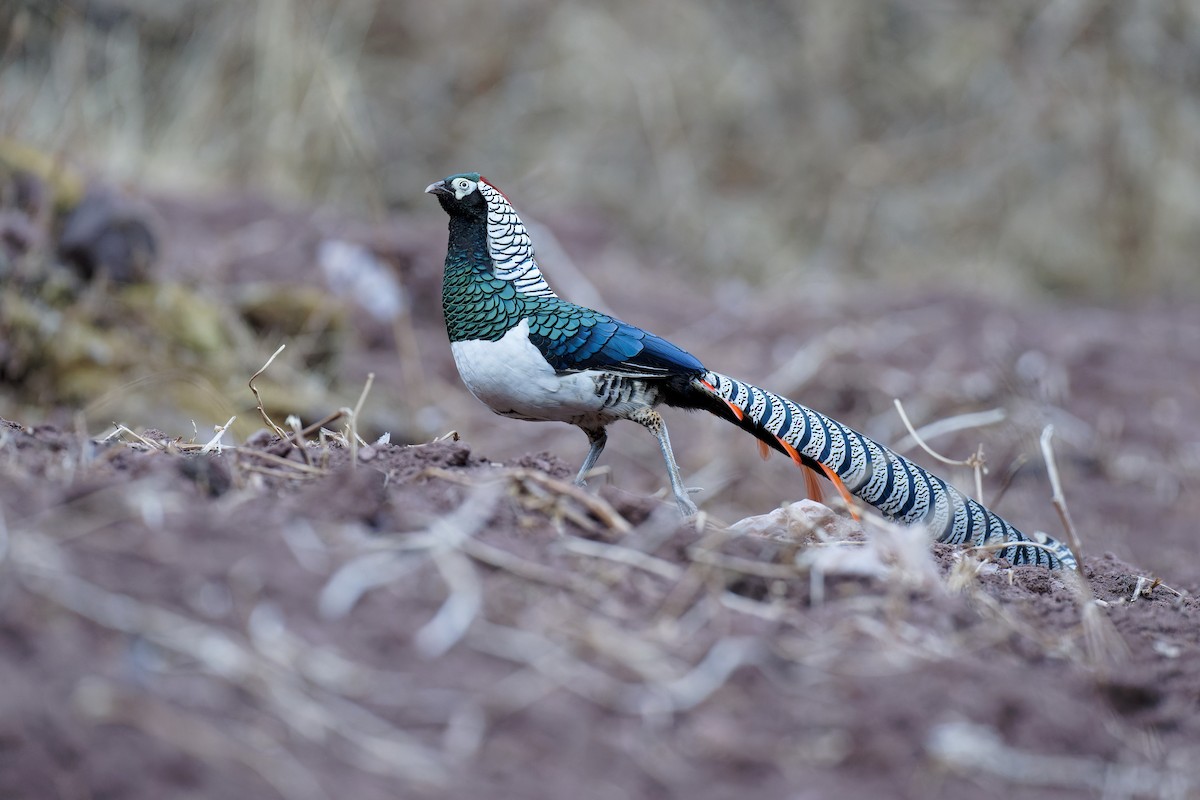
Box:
526;301;705;377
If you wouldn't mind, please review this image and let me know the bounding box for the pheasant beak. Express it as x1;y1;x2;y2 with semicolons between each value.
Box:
425;181;451;196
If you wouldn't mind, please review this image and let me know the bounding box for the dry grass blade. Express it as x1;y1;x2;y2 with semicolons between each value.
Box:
893;408;1007;453
418;465;632;536
562;531;783;621
894;398;988;501
460;536;607;599
236;447;329;475
510;469;632;534
687;547;801;580
346;371;375;468
1037;425;1127;665
109;423;165;450
561;535;683;581
248;343;289;438
268;409;346;458
1039;425;1085;567
200;415;236;453
968;538;1074;562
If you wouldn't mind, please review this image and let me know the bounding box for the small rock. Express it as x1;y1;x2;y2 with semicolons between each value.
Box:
58;188;158;283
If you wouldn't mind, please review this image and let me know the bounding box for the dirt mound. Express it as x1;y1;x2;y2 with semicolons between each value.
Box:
1;418;1196;799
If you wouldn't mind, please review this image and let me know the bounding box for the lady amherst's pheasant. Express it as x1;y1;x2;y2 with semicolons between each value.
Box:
427;172;1077;570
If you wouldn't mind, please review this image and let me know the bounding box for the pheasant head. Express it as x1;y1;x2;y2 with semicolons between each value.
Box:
427;172;556;299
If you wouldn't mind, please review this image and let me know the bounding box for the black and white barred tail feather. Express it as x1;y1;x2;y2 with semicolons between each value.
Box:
693;371;1078;570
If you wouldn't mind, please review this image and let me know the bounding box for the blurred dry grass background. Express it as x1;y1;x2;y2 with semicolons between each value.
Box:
5;0;1200;299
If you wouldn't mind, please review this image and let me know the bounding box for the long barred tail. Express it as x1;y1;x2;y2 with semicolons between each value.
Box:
695;371;1077;570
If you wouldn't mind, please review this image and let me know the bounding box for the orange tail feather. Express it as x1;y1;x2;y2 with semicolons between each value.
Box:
818;463;861;521
803;466;824;504
700;378;745;421
778;435;860;521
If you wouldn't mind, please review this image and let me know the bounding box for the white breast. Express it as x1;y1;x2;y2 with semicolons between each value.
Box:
450;320;611;423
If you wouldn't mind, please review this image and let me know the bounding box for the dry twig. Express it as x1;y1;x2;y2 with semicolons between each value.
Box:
248;343;289;438
1039;424;1086;567
894;398;988;502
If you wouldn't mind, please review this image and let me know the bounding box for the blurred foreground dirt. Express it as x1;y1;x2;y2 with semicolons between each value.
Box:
0;421;1197;799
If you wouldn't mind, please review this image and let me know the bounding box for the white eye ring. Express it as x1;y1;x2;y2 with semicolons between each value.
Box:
453;178;476;199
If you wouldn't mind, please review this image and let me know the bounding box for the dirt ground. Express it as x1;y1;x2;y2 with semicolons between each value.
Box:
2;188;1199;798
